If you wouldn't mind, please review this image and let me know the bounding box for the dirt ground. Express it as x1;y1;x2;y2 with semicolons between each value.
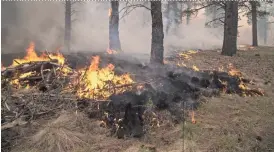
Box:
2;46;274;152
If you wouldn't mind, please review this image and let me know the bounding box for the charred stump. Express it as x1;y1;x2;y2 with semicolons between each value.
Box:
109;1;121;51
150;1;164;64
221;1;238;56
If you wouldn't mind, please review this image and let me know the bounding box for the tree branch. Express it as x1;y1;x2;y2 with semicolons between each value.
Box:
119;2;151;20
120;3;151;13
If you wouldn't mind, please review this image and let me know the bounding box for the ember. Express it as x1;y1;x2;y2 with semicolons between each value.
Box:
191;111;196;124
192;65;199;71
106;48;117;55
178;50;198;60
228;63;242;77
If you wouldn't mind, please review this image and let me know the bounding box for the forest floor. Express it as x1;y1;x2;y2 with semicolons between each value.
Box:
3;46;274;152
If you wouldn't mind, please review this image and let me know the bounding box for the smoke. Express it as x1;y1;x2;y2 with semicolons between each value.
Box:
2;2;64;52
2;2;273;54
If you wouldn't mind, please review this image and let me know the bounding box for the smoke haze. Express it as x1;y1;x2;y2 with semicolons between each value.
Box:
1;2;273;54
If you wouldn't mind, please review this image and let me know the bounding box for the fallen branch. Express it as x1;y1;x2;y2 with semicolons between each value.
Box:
1;118;28;130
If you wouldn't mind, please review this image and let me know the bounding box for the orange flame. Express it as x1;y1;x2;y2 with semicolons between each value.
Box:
228;63;242;77
106;48;117;55
12;42;65;66
108;8;112;17
191;111;196;124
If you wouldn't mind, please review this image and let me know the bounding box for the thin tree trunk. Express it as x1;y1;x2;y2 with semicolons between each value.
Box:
263;4;268;45
263;19;268;45
212;5;217;28
150;1;164;64
109;1;121;51
186;2;191;25
221;1;238;56
64;0;71;52
164;2;171;34
251;1;258;46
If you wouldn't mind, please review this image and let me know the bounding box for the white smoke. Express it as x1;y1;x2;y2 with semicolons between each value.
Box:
1;1;273;54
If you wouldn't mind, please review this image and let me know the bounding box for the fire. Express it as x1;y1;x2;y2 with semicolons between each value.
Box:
2;63;5;71
192;65;199;71
191;111;196;124
76;56;134;99
136;84;144;91
179;50;198;60
238;82;248;90
11;72;33;88
218;66;224;72
177;62;186;67
108;8;112;17
106;48;117;55
12;42;65;66
219;79;228;93
228;63;242;77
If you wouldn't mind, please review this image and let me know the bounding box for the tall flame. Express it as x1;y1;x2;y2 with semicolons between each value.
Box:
108;8;112;17
76;56;134;99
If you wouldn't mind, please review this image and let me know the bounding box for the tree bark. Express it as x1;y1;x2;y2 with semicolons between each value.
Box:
150;1;164;64
109;1;121;51
64;0;71;52
186;2;191;25
221;1;238;56
251;1;258;46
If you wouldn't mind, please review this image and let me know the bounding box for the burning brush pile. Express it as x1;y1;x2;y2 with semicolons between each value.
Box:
1;42;264;140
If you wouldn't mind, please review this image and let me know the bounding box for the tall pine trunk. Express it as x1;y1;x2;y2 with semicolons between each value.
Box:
263;18;268;44
109;1;121;51
263;4;268;44
186;2;191;25
251;1;258;46
150;1;164;64
164;2;171;34
221;1;238;56
64;0;71;52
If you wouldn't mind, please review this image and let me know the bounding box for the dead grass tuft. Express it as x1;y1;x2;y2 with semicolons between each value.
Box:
12;111;94;152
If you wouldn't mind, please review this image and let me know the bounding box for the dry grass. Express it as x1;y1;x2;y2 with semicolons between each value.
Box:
179;46;274;152
11;112;94;152
184;95;274;152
